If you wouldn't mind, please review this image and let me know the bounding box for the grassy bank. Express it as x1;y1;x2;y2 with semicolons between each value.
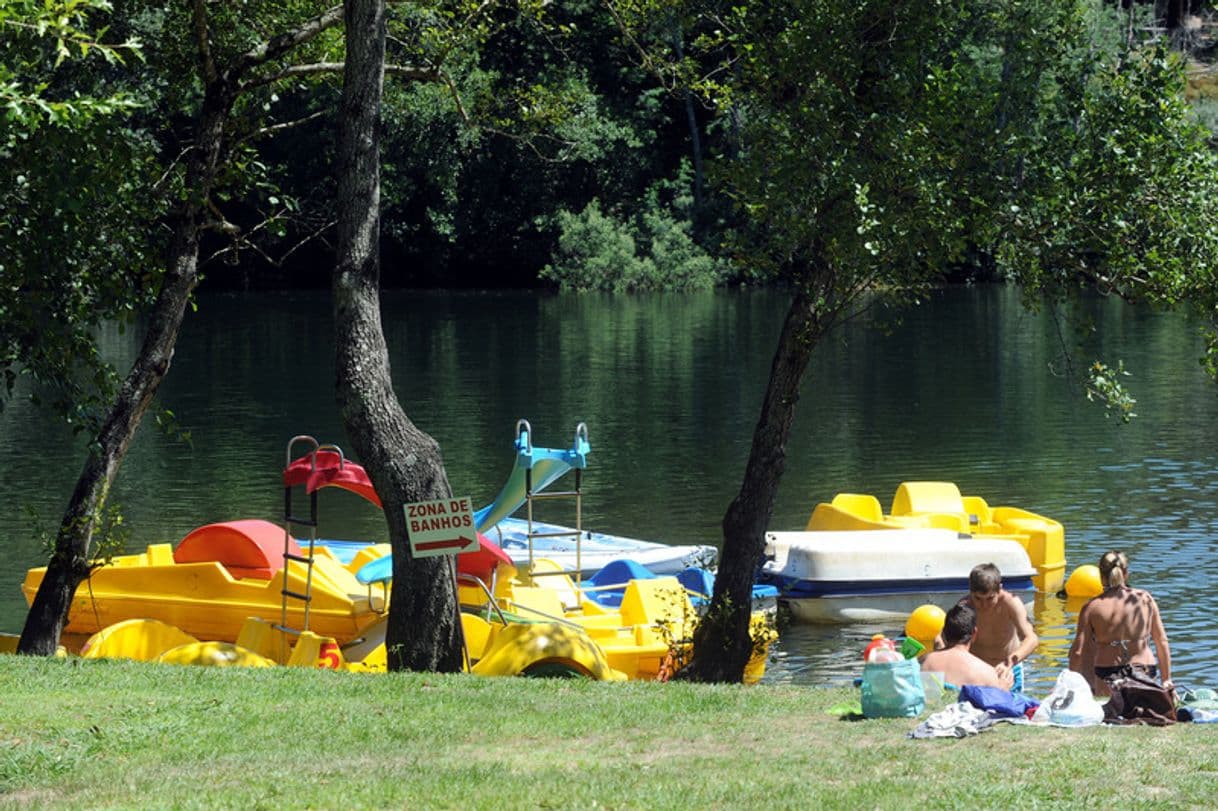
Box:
2;657;1215;809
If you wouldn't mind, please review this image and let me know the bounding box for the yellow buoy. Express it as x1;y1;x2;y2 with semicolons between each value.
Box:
905;604;946;650
1065;564;1103;598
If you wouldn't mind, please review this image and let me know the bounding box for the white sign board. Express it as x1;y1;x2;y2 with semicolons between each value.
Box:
404;496;479;558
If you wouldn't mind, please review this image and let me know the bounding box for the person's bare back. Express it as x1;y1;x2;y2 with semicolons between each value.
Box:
921;646;1013;689
920;602;1014;689
1068;551;1172;697
1079;586;1158;667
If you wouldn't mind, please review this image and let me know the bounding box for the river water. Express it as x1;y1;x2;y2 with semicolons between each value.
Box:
2;286;1215;693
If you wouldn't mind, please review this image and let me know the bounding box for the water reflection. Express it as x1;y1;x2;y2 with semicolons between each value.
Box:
762;592;1083;693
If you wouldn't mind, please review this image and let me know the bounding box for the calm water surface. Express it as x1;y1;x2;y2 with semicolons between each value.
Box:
2;286;1216;693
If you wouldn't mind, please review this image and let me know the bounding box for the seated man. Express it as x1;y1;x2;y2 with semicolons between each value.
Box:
920;604;1014;689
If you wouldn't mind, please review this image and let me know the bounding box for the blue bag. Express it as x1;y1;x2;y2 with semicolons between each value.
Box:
958;684;1040;718
861;658;925;718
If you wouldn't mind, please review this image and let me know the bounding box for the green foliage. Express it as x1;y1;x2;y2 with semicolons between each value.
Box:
1085;360;1138;422
0;0;160;426
0;0;142;138
371;0;708;286
1194;98;1218;139
684;0;1218;386
541;200;647;291
539;171;728;292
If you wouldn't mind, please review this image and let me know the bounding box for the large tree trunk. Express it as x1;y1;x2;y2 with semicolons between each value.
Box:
677;286;824;682
17;85;233;655
334;0;462;672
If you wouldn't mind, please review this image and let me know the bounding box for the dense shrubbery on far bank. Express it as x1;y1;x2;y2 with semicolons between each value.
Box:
197;5;1218;294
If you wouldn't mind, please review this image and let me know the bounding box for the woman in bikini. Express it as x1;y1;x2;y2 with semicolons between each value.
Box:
1068;550;1173;697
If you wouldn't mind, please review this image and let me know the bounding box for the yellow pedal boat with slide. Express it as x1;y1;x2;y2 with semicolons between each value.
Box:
16;429;775;681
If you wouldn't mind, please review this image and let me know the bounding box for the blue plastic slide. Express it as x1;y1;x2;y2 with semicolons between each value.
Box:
356;420;589;585
472;420;590;532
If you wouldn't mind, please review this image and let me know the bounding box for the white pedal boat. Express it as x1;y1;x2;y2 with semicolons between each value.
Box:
759;528;1037;624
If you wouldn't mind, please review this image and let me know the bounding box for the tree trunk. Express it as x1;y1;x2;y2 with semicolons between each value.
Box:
334;0;462;672
669;25;704;213
17;84;234;655
677;286;824;682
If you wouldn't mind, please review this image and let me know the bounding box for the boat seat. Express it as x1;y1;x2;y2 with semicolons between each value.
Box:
620;578;695;628
505;586;567;620
676;567;714;599
830;493;884;523
961;495;993;531
890;482;965;517
922;512;970;533
146;543;175;566
585;558;656;589
173;519;304;580
523;558;582;611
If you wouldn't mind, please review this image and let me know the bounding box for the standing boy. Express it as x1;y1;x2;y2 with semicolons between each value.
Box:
961;562;1038;691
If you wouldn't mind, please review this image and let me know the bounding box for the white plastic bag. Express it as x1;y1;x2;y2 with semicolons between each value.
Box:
1031;670;1104;727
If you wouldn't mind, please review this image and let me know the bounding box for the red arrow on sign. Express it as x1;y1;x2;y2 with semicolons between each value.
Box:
415;536;479;554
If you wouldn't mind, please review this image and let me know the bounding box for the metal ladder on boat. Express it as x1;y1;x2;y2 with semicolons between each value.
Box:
277;435;329;654
521;420;588;584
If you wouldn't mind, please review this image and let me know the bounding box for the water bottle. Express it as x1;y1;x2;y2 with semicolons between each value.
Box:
869;647;902;663
863;634;898;662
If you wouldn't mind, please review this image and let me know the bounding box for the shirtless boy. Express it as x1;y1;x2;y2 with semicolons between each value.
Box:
960;563;1038;691
921;604;1013;689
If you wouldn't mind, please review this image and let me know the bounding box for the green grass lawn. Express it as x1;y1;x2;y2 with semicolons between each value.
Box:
2;656;1215;809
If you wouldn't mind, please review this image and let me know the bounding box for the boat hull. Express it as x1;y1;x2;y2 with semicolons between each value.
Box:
761;529;1038;624
779;585;1035;624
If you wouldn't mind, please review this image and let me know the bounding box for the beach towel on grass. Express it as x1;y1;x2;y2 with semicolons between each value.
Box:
908;703;995;739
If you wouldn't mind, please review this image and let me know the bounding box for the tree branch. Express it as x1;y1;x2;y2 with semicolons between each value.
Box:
150;146;193;196
191;0;218;84
234;4;345;75
246;61;436;89
204;212;337;269
238;110;329;144
204;199;241;236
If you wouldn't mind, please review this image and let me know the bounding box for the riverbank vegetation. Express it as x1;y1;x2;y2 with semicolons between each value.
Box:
4;2;1216;294
3;656;1218;808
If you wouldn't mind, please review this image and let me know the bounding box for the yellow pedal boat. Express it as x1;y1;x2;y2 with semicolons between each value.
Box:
804;481;1066;593
20;519;389;645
